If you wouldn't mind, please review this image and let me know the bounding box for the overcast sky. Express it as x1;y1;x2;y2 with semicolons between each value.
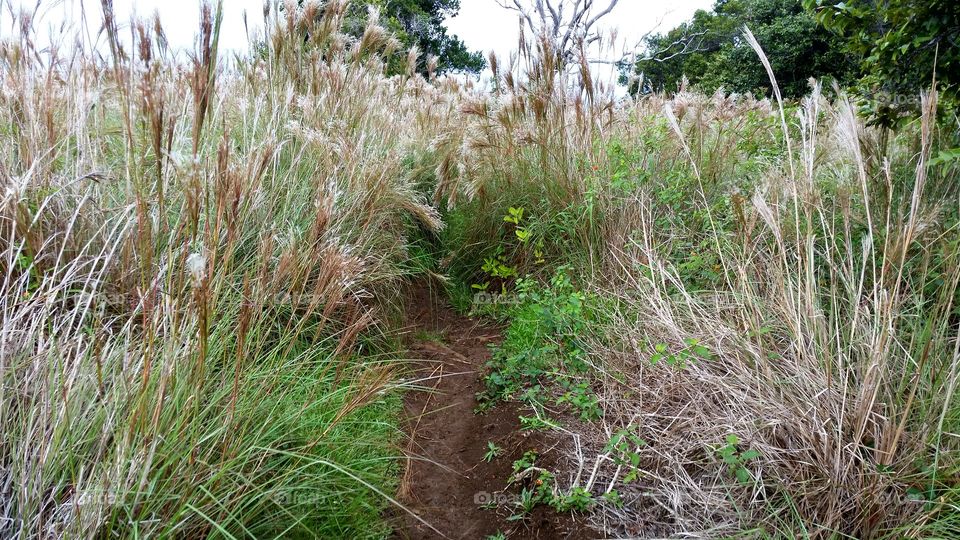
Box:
3;0;712;87
449;1;712;65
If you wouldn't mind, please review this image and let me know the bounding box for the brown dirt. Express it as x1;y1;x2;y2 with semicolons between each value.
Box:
390;286;597;540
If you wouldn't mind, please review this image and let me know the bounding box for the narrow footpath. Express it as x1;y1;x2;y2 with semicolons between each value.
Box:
391;286;594;540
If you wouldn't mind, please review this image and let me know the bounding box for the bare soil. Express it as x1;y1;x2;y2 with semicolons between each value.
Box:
390;286;596;540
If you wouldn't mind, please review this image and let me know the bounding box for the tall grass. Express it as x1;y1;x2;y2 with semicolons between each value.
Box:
583;84;960;537
3;0;958;537
434;27;960;538
0;1;448;536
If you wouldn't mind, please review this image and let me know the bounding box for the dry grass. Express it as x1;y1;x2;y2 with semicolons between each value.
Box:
563;63;960;538
432;27;959;539
0;1;454;536
582;80;958;540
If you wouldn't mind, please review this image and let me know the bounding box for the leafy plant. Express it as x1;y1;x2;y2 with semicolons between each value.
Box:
484;441;504;462
478;268;603;426
518;414;559;431
650;338;713;368
553;486;594;512
511;450;540;475
557;379;602;420
604;428;648;483
503;206;524;225
602;489;624;508
716;434;761;485
505;450;593;517
472;246;518;294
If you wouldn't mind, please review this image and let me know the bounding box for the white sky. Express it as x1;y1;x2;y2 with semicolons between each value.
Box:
449;1;712;66
2;0;712;87
449;0;712;88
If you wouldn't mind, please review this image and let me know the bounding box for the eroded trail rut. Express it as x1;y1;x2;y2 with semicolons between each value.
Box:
392;287;593;540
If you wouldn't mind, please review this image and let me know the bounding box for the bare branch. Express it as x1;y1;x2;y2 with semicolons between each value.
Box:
496;0;537;36
584;0;619;34
545;0;560;31
591;29;709;69
496;0;641;69
640;30;708;62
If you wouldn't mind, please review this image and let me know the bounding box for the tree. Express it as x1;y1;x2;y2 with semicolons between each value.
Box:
624;6;737;94
805;0;960;125
629;0;855;98
497;0;621;65
379;0;484;74
302;0;484;75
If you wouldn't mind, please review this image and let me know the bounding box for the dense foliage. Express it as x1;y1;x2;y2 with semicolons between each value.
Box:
806;0;960;124
383;0;484;73
315;0;484;74
629;0;855;97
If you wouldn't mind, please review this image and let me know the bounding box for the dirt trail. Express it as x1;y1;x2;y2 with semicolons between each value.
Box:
391;287;594;540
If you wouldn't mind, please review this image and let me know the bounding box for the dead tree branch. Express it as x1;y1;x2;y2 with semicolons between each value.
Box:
495;0;620;64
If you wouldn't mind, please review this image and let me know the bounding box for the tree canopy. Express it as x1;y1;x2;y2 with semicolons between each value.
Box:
377;0;484;74
304;0;484;75
628;0;856;98
805;0;960;124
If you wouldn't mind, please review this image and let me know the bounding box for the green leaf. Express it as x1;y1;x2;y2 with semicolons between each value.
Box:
928;147;960;167
603;433;625;453
628;434;646;447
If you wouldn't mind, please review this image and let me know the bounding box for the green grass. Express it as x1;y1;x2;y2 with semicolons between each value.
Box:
0;3;433;538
